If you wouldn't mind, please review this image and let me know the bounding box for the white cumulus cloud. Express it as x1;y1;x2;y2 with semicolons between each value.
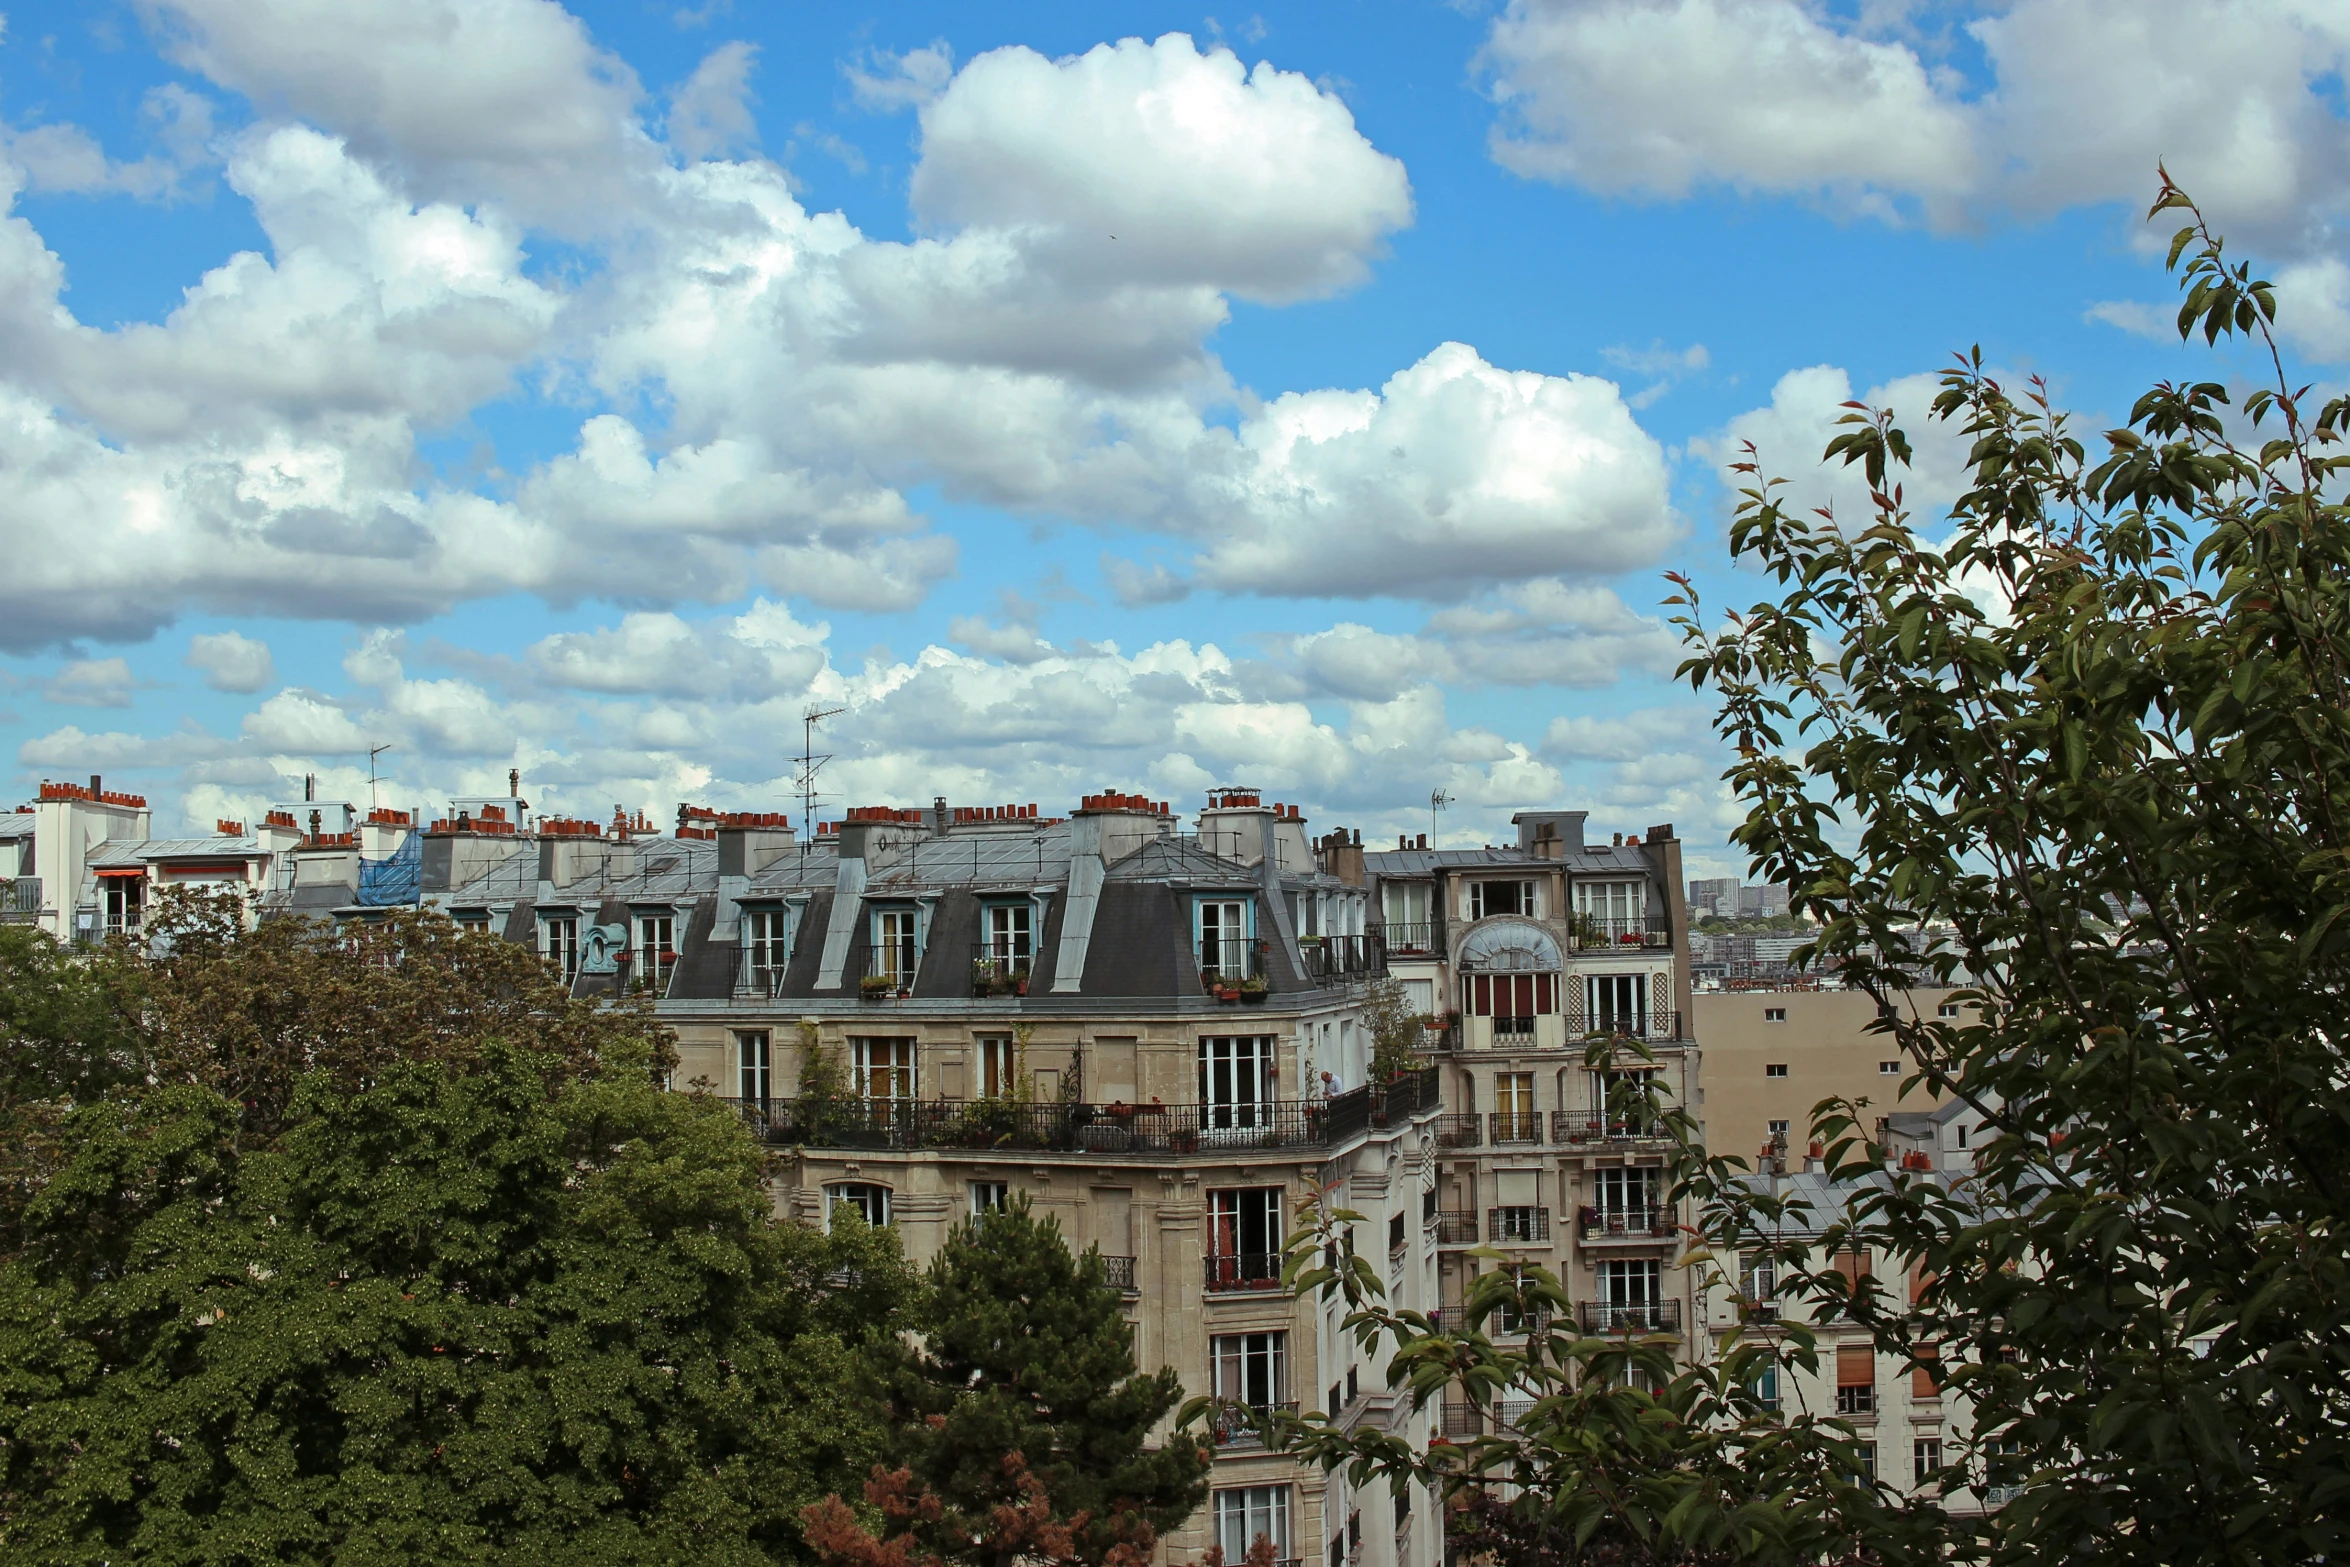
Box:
186;631;277;692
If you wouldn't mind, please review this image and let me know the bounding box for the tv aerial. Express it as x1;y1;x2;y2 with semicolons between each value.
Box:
1430;787;1453;845
797;705;846;850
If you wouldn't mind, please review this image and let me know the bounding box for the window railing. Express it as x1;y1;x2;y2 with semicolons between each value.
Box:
1489;1110;1543;1144
1204;1253;1286;1292
1577;1299;1683;1333
1487;1206;1550;1243
718;1082;1441;1156
1552;1109;1674;1144
1570;916;1672;949
1490;1014;1537;1037
1196;938;1267;990
1298;932;1387;984
1440;1402;1483;1437
1209;1400;1300;1448
1099;1254;1137;1292
967;941;1036;996
1560;1004;1684;1041
861;944;922;994
1380;919;1439;955
1578;1205;1674;1240
1429;1113;1482;1148
0;878;41;920
1431;1210;1478;1245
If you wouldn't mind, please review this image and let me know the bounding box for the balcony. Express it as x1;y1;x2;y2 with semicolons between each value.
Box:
1196;939;1269;998
1099;1254;1137;1293
966;942;1036;997
1551;1110;1673;1145
1381;919;1441;956
859;945;920;999
1440;1401;1483;1437
1429;1113;1482;1149
1431;1210;1478;1245
1209;1400;1300;1449
1571;916;1673;951
1577;1205;1675;1242
1559;1004;1684;1042
1488;1110;1543;1144
0;877;40;922
718;1068;1440;1158
1486;1206;1550;1244
1204;1253;1286;1293
1299;933;1387;985
1577;1299;1683;1334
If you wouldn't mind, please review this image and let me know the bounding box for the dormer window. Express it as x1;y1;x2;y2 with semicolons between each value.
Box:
871;906;921;985
1470;879;1534;920
1196;897;1251;981
634;911;677;993
981;902;1032;968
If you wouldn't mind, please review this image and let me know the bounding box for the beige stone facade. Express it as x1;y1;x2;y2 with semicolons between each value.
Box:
1692;987;1953;1166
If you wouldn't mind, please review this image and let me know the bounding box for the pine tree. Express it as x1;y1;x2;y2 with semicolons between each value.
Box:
892;1196;1209;1566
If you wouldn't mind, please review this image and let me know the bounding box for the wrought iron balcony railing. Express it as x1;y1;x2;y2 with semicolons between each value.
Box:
1099;1254;1137;1292
1486;1206;1550;1244
1577;1205;1675;1240
1298;933;1387;984
1577;1299;1684;1333
1431;1210;1478;1245
1209;1400;1300;1448
1489;1110;1542;1144
1204;1253;1286;1293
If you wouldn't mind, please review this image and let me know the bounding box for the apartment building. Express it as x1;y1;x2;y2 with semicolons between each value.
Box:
419;786;1450;1567
1362;813;1702;1405
1694;988;1954;1170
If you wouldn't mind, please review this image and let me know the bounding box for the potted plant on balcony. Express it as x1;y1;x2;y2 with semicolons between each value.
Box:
860;973;895;1000
970;959;997;997
1237;975;1269;1004
1010;965;1030;996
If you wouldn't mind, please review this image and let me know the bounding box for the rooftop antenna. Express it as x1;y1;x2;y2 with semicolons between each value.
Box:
1430;787;1453;846
797;705;846;852
366;744;392;812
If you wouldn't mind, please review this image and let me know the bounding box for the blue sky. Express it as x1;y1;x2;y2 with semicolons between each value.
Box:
1;0;2343;876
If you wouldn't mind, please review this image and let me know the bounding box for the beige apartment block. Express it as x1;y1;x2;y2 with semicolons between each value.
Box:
1694;987;1954;1167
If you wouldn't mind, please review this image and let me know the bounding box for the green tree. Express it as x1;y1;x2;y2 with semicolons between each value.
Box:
885;1197;1209;1567
1359;977;1430;1082
1661;175;2350;1566
0;1041;917;1565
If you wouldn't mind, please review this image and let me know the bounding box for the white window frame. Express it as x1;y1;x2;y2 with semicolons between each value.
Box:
1211;1331;1289;1406
981;902;1032;967
1571;879;1647;921
824;1182;891;1228
1585;973;1648;1034
1199;1036;1276;1130
541;913;580;981
1597;1256;1661;1307
1213;1485;1292;1565
871;905;920;985
1593;1166;1656;1216
852;1037;915;1103
746;907;793;978
1196;898;1250;979
737;1030;771;1102
977;1034;1018;1099
969;1180;1009;1216
634;910;677;992
1470;879;1535;921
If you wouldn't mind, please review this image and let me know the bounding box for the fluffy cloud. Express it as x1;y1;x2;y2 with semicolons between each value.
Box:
142;0;658;231
44;658;141;708
1480;0;2350;327
186;631;276;692
1189;344;1675;597
1692;364;1976;531
912;34;1413;304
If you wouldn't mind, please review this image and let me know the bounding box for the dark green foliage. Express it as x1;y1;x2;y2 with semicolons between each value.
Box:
893;1197;1208;1564
1666;175;2350;1567
0;1042;918;1565
0;922;144;1107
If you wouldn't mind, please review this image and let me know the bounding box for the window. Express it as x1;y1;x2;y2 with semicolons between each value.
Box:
1879;1060;1902;1074
1589;1066;1660;1137
1492;1206;1545;1242
746;907;792;982
853;1037;915;1102
102;875;145;934
1914;1438;1943;1486
1766;1063;1789;1078
1956;1124;1970;1148
981;902;1032;970
453;908;491;933
1586;973;1648;1034
634;911;677;992
1207;1188;1282;1286
1750;1363;1781;1412
1470;879;1533;920
1594;1166;1656;1218
1381;882;1432;948
1764;1006;1787;1022
737;1031;771;1102
1857;1442;1877;1479
1767;1118;1791;1140
1197;898;1249;980
1596;1258;1661;1323
1466;972;1557;1032
1572;879;1645;922
1400;977;1435;1015
1739;1250;1777;1303
1211;1332;1289;1406
1212;1486;1291;1566
1200;1037;1276;1129
1912;1344;1943;1398
1836;1343;1876;1414
871;906;920;985
977;1034;1018;1099
1937;1002;1960;1019
1388;1213;1407;1254
970;1181;1009;1215
1493;1072;1536;1140
825;1182;891;1228
541;914;580;981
